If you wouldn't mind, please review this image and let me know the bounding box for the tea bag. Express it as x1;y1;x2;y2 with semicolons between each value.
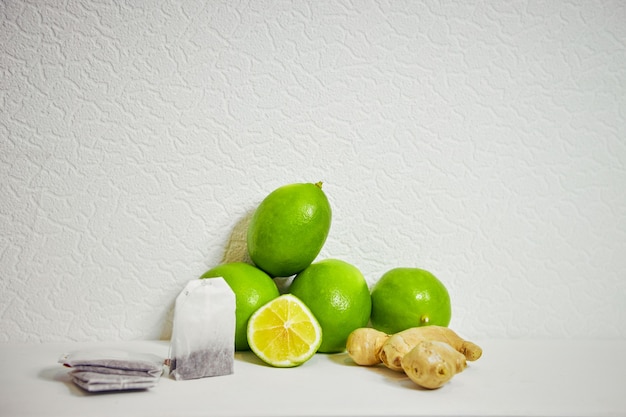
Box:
69;371;160;392
59;349;164;392
169;278;236;380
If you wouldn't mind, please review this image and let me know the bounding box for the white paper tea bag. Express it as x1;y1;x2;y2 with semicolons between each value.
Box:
169;278;236;380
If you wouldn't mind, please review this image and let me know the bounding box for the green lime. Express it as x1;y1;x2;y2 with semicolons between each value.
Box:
289;259;371;353
200;262;279;351
370;267;451;334
247;182;332;277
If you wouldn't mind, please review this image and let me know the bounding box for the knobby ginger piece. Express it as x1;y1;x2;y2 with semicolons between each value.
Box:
401;340;467;389
380;326;482;371
346;328;390;366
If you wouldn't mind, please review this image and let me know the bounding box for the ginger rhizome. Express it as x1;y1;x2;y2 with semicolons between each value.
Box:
401;340;468;389
346;328;390;366
380;326;482;371
346;325;482;389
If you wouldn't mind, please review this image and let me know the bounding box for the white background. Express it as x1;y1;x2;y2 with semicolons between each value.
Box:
1;0;625;343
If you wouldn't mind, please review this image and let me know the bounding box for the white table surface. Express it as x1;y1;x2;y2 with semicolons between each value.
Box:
1;339;624;417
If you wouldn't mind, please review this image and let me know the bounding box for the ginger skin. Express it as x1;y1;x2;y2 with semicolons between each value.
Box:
346;328;389;366
380;326;482;371
401;340;467;389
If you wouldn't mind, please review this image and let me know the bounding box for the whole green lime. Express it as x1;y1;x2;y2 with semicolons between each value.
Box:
247;182;332;278
370;267;451;334
289;259;371;353
200;262;279;351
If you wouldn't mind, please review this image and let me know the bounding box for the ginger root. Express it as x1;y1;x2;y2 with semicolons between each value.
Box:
401;340;467;389
380;326;482;371
346;328;389;365
346;325;482;389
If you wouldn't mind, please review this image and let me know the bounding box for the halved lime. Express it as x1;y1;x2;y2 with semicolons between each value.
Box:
247;294;322;367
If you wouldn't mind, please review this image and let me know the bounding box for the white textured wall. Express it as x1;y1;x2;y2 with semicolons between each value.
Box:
1;0;625;343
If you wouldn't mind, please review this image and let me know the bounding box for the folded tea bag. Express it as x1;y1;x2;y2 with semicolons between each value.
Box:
59;349;164;392
69;371;160;392
169;278;236;380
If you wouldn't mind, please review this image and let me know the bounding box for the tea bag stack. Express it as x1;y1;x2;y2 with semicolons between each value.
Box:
59;277;236;391
169;278;236;380
59;349;164;392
